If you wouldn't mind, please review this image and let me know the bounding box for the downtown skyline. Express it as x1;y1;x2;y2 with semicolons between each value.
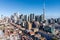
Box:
0;0;60;18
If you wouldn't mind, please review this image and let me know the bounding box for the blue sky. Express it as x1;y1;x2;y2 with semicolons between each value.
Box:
0;0;60;18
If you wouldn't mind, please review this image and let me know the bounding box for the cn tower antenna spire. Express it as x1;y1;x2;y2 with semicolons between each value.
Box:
42;0;46;21
43;0;45;14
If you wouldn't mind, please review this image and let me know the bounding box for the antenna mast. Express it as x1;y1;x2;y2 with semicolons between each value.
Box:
43;0;46;20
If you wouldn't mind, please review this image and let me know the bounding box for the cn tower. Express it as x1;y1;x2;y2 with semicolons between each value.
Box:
43;0;46;20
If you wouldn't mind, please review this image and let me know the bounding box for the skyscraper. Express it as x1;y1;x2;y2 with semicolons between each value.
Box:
24;15;28;21
35;15;40;22
30;13;35;22
39;14;43;22
11;15;14;23
28;16;30;21
28;22;32;30
57;18;60;24
12;13;18;23
18;14;23;25
1;15;3;19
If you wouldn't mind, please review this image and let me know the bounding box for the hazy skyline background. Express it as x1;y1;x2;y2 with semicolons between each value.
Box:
0;0;60;18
